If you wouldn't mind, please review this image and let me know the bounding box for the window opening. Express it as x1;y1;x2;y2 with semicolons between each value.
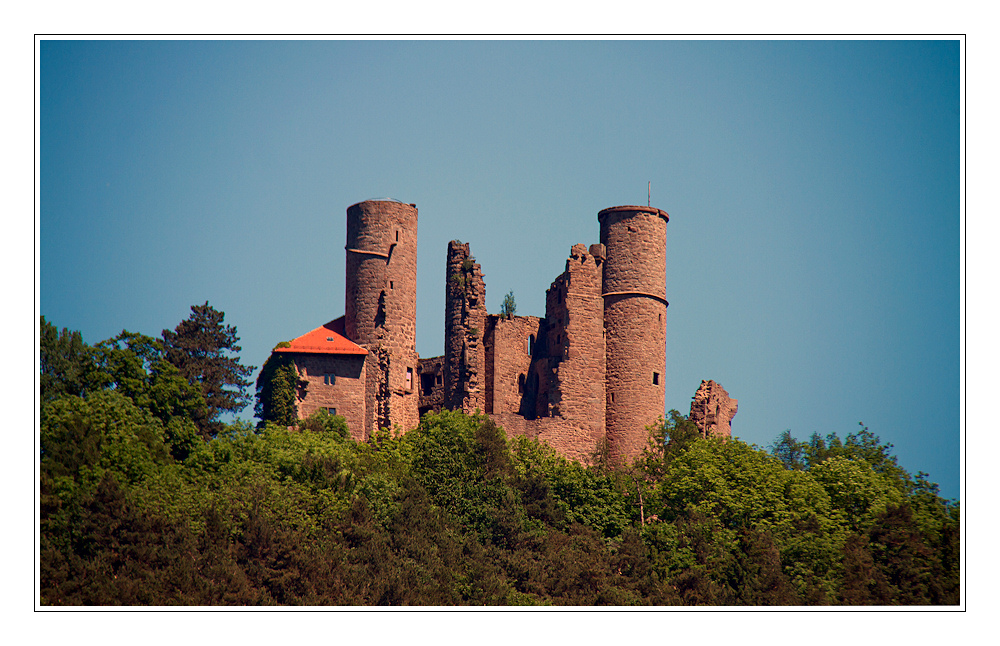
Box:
328;407;337;416
406;367;413;391
518;374;526;394
652;372;660;385
324;374;336;386
421;373;435;396
528;334;535;355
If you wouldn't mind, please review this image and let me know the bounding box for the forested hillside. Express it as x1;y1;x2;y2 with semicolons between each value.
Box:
39;314;960;606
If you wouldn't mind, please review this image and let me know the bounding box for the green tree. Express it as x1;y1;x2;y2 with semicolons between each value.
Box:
90;330;205;459
769;429;806;471
255;349;301;427
40;316;98;406
635;410;701;480
809;456;904;532
162;302;255;437
500;290;516;319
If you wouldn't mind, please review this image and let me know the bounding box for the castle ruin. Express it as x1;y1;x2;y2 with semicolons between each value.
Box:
268;198;729;465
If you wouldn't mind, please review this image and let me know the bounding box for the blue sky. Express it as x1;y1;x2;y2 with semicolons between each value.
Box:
39;39;961;499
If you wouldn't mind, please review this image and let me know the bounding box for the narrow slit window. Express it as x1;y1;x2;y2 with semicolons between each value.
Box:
406;367;413;391
652;372;660;385
528;334;535;355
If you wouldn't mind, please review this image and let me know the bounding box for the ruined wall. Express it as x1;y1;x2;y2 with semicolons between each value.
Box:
417;355;445;416
600;205;669;465
292;354;368;442
484;314;541;415
689;380;738;439
443;241;488;414
537;243;607;457
345;200;420;436
283;198;680;465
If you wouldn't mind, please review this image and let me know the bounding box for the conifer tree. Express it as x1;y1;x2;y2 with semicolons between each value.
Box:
162;302;255;437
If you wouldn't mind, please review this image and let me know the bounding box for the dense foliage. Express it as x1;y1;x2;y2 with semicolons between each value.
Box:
161;302;255;437
254;347;300;427
39;317;960;606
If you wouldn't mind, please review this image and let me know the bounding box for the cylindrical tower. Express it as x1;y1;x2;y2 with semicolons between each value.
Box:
345;199;419;435
599;205;669;465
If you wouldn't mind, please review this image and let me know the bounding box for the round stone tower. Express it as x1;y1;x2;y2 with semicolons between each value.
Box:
599;205;669;464
345;199;419;436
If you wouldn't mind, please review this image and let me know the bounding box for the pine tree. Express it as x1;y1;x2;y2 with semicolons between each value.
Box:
162;302;255;437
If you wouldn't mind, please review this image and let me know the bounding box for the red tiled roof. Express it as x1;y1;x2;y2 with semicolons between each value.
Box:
273;317;367;355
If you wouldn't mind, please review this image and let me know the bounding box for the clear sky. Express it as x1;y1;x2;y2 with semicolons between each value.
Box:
39;39;961;500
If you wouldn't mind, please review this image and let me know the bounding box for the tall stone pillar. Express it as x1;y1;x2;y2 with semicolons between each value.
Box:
599;205;669;464
345;199;420;436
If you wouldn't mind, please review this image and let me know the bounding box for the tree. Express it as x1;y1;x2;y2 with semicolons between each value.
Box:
769;429;805;471
162;302;255;437
255;349;301;427
500;290;516;319
40;316;98;405
91;330;205;459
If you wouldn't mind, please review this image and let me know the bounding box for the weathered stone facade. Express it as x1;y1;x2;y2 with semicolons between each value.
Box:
265;198;732;466
430;205;671;464
444;242;488;415
689;380;738;439
600;206;669;463
344;200;420;436
291;352;367;438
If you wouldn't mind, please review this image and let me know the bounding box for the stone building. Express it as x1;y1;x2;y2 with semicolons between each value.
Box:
267;198;702;465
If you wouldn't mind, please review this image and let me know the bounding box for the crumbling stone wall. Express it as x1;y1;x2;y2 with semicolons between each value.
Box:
535;243;607;457
689;379;738;439
438;208;670;466
417;355;445;417
282;199;685;467
345;200;420;437
443;241;488;415
484;314;541;416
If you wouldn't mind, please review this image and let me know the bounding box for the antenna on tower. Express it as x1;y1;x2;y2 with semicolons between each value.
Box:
648;181;651;207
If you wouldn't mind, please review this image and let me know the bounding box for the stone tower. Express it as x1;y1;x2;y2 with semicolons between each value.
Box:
344;199;420;436
443;241;488;414
599;205;669;464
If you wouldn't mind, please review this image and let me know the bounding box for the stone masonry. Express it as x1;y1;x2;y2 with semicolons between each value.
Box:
689;380;738;439
265;198;735;465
